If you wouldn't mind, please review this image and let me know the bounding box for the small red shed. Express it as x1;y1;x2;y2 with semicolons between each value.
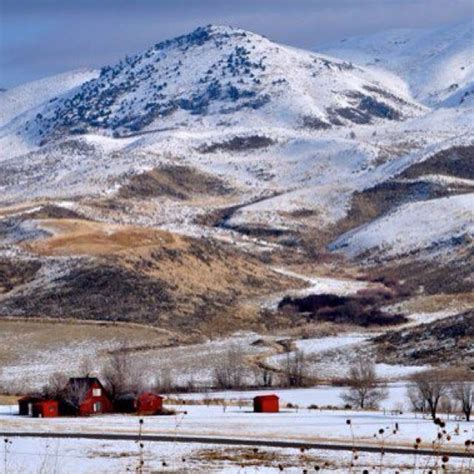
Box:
61;377;113;416
136;392;163;415
18;396;41;416
32;400;58;418
253;394;279;413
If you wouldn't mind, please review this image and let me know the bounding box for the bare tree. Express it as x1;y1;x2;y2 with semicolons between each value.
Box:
282;350;307;387
342;358;388;409
101;344;136;401
439;396;454;419
0;364;4;394
42;372;67;399
62;379;89;413
451;382;473;422
79;357;95;377
409;372;448;419
407;384;427;413
212;344;246;389
153;368;175;393
253;365;273;388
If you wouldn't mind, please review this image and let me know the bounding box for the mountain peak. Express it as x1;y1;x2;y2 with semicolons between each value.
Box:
21;25;424;142
149;24;264;54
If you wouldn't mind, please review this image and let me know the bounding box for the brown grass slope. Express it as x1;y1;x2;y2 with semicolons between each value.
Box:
374;310;474;366
0;219;295;335
118;165;233;200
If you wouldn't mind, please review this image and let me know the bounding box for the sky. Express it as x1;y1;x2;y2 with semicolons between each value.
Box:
0;0;472;88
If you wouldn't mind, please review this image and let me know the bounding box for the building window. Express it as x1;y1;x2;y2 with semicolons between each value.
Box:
92;388;102;397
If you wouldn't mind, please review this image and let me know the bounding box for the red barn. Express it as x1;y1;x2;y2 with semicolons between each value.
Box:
61;377;113;416
253;394;279;413
114;392;163;415
136;392;163;415
32;400;58;418
18;396;41;416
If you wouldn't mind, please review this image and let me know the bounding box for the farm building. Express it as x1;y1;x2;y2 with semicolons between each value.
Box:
114;394;136;414
114;392;163;415
137;392;163;415
18;397;59;417
253;394;279;413
32;400;59;418
60;377;113;416
18;396;42;416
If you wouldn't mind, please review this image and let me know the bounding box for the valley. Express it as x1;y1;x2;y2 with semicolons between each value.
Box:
0;25;472;470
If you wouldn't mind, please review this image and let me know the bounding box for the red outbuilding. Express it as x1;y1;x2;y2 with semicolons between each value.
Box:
114;392;164;415
61;377;113;416
253;394;279;413
32;400;58;418
136;392;163;415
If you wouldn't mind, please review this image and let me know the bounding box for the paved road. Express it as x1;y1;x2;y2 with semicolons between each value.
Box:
1;432;472;458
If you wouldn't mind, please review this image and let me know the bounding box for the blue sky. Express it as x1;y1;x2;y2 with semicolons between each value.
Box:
1;0;472;88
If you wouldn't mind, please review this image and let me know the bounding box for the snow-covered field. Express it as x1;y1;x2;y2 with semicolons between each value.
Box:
2;403;472;447
1;403;472;473
172;383;423;412
6;436;472;474
0;330;270;391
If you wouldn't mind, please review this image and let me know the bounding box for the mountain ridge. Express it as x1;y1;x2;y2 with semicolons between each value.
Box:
319;21;474;107
6;24;425;145
0;23;472;294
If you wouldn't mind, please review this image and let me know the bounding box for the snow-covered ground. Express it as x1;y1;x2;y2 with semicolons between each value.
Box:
5;435;471;474
1;403;472;458
261;267;375;309
0;23;471;270
330;193;474;259
0;331;269;392
173;383;425;412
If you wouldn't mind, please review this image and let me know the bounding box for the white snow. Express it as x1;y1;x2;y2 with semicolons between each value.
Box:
330;193;474;259
0;24;471;251
172;383;428;412
1;402;471;449
0;69;99;128
4;435;469;473
319;21;474;107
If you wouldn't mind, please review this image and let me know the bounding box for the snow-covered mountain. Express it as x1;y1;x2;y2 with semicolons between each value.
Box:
0;24;472;274
4;25;425;146
0;69;98;129
319;21;474;108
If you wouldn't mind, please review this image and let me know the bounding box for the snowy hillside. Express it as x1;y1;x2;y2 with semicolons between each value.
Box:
0;69;98;128
319;21;474;107
6;25;425;145
0;24;472;267
330;193;474;259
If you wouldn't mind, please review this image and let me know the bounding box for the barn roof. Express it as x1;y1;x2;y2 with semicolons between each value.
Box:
66;377;105;390
138;392;163;398
254;394;279;400
18;396;42;403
